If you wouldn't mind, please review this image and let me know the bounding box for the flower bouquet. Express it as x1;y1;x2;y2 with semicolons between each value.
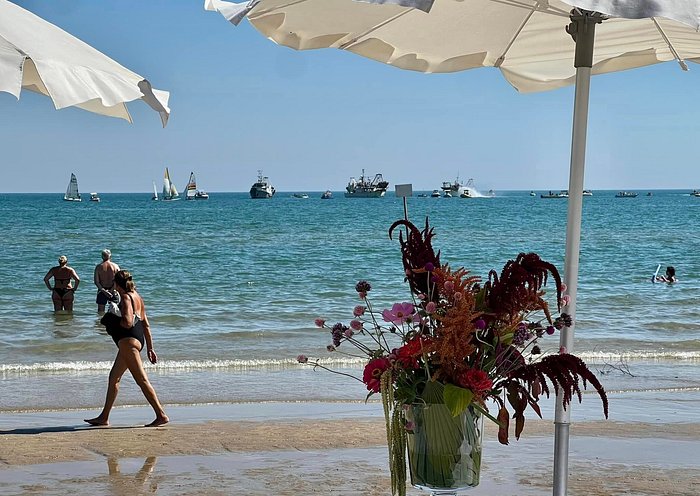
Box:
300;218;608;495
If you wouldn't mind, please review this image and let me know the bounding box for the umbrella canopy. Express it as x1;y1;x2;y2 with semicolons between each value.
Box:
0;0;170;126
206;1;700;494
205;0;700;92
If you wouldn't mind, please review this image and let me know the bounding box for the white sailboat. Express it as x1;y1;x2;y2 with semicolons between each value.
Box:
152;181;158;201
63;173;81;202
161;167;180;201
184;172;209;200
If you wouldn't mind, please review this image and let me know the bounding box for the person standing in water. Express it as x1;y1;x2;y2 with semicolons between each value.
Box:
656;266;677;283
43;255;80;312
85;270;169;427
94;249;120;313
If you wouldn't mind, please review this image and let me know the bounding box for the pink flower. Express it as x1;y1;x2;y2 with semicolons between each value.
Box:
297;355;308;363
417;293;426;300
559;346;567;354
363;358;392;393
314;318;326;328
444;280;455;292
353;305;366;317
350;320;363;331
358;291;367;299
382;302;415;325
425;301;437;314
562;295;571;306
561;283;568;292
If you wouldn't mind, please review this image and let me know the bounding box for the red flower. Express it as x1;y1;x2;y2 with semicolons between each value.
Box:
395;336;429;370
363;358;392;393
457;368;493;395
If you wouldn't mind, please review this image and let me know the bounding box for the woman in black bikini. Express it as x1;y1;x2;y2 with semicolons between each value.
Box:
85;270;169;427
43;255;80;311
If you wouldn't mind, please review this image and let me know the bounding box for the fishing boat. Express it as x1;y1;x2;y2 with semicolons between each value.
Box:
161;167;180;201
344;169;389;198
540;190;569;199
184;172;209;200
441;176;463;196
89;192;100;202
250;170;275;199
321;190;332;199
615;191;638;198
63;173;81;202
152;181;158;201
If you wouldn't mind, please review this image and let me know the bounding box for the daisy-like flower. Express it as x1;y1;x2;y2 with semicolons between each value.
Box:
381;302;415;325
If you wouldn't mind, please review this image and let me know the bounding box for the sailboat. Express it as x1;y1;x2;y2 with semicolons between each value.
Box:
184;172;209;200
161;167;180;201
152;181;158;201
63;173;81;202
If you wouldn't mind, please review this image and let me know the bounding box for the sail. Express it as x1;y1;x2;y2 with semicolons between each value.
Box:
185;172;196;199
152;181;158;200
64;173;81;201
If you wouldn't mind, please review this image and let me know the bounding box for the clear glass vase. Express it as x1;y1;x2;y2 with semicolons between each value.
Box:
406;403;483;495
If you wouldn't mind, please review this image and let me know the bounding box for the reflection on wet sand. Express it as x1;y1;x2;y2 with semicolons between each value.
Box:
107;456;158;494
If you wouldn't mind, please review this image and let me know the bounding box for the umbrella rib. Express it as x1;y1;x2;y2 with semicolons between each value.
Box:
338;8;415;50
651;17;689;71
493;0;569;68
250;0;311;17
490;0;570;17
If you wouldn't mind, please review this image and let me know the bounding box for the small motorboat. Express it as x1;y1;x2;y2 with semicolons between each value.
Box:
89;192;100;202
321;190;332;199
615;191;638;198
431;189;441;197
292;193;309;199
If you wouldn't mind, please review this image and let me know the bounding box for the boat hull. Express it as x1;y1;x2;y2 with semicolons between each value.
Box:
344;190;386;198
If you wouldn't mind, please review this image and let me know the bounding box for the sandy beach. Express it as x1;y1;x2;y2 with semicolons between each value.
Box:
2;401;699;496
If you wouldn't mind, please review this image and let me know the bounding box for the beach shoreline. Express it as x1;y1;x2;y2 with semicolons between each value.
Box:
2;402;700;495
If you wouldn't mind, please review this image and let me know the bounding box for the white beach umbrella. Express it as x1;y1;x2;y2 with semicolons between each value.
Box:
205;0;700;494
0;0;170;126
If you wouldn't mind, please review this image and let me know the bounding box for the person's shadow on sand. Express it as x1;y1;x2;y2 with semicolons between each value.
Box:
107;456;158;495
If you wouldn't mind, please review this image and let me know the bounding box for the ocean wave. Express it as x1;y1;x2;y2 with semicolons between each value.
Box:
576;350;700;361
0;357;368;375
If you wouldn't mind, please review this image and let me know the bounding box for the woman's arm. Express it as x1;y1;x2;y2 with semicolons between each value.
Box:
70;268;80;290
141;299;158;364
43;268;54;290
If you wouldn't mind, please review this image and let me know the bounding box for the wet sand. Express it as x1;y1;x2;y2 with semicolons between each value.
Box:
1;403;699;495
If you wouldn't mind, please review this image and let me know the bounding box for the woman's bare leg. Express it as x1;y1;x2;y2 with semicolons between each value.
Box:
119;339;169;426
84;351;128;426
51;291;63;311
63;291;75;312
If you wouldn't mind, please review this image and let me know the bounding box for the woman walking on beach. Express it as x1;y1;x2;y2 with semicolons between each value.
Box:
43;255;80;312
85;270;169;427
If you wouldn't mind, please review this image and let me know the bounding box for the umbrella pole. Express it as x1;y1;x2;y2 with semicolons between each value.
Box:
553;10;603;496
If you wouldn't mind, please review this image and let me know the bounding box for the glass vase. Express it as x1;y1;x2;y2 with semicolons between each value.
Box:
406;403;483;495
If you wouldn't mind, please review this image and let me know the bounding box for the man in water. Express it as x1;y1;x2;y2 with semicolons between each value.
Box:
94;249;120;313
656;266;677;284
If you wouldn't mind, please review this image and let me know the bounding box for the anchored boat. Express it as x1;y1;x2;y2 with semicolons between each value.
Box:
344;169;388;198
250;170;276;199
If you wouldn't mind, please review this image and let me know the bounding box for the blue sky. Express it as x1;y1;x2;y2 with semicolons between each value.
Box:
3;0;700;193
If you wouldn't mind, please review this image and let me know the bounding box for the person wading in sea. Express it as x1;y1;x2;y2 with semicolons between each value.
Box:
94;249;120;314
44;255;80;312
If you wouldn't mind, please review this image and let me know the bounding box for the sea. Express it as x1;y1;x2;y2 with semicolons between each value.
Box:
1;190;700;418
